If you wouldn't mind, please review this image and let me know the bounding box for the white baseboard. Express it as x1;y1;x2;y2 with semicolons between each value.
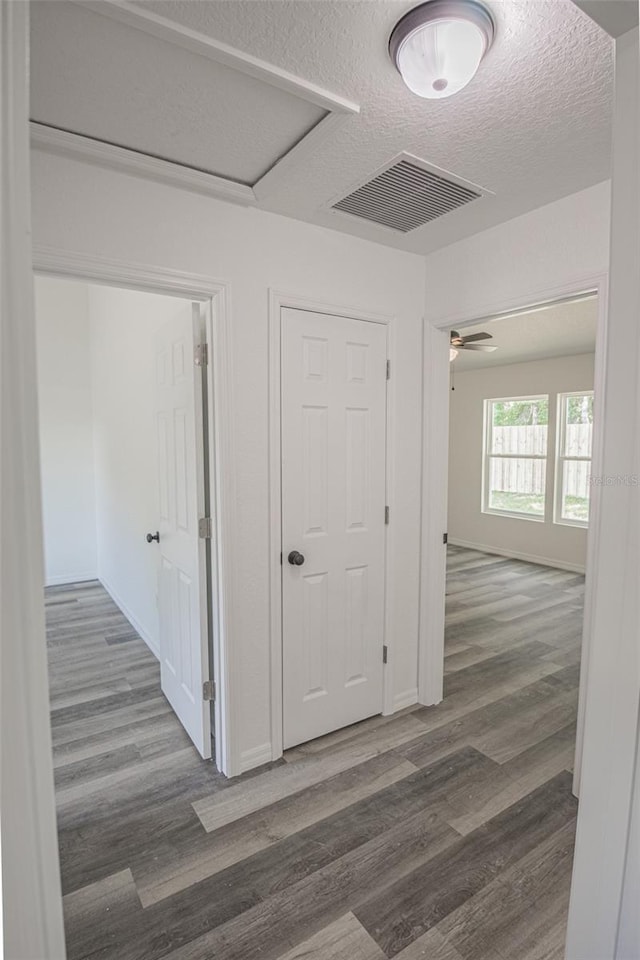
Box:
393;687;419;712
239;742;273;774
447;538;586;575
98;576;160;659
45;572;98;587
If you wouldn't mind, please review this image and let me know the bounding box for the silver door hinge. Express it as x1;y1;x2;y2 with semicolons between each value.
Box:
383;645;388;664
194;343;209;366
386;359;391;380
385;505;390;525
203;679;215;701
199;516;213;539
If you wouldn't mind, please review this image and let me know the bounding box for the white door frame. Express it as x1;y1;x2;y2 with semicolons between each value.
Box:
268;290;395;760
32;244;237;777
1;4;67;956
418;272;609;798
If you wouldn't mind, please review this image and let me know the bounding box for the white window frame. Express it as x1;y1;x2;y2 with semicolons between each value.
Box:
482;394;549;522
555;390;594;529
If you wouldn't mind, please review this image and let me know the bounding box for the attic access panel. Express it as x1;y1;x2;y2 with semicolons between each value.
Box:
29;0;348;189
332;156;487;232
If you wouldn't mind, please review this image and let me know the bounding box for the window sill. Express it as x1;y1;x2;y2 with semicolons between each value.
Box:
554;517;589;530
482;507;545;523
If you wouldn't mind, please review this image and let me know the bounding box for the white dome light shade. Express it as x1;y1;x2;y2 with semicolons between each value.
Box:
398;19;485;98
390;0;495;100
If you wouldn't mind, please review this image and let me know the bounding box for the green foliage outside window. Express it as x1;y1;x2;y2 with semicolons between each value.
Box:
566;394;594;424
492;398;549;427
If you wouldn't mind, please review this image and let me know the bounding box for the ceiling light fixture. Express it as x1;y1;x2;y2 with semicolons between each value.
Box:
450;347;459;362
389;0;495;100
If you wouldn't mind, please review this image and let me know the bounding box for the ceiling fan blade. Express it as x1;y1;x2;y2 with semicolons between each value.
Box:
461;331;493;343
462;344;498;352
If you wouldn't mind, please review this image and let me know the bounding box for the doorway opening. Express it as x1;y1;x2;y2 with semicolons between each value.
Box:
441;290;600;953
35;272;222;783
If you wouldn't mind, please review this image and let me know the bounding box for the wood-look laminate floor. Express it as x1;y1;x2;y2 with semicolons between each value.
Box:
47;546;584;960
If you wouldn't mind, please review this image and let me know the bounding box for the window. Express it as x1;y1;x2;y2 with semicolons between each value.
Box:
483;396;549;519
556;392;594;527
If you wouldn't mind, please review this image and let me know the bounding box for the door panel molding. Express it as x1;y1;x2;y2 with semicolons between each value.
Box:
32;246;239;777
268;290;396;761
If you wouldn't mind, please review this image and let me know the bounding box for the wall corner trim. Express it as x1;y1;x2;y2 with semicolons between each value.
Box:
239;742;274;774
392;688;419;712
1;3;67;955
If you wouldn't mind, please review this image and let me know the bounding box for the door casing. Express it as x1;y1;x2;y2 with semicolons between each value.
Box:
268;290;396;763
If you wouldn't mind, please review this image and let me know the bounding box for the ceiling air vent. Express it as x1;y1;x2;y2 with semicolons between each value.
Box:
331;156;485;233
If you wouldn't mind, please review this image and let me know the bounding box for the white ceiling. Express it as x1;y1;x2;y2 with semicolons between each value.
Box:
30;0;614;254
451;295;598;370
31;2;328;185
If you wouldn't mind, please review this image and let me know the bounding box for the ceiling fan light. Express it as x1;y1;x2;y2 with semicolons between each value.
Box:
390;0;495;100
450;347;459;361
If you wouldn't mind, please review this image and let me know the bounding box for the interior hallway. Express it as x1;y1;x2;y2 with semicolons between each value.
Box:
48;545;584;960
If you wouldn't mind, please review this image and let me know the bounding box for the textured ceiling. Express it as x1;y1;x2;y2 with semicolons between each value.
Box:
452;295;598;370
31;2;327;185
30;0;614;254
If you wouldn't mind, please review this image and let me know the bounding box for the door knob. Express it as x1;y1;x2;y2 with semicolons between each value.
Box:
146;531;160;543
288;550;305;566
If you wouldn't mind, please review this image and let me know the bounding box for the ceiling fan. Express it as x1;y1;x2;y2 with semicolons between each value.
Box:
450;329;497;360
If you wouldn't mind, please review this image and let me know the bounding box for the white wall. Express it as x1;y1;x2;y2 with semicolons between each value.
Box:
423;180;611;326
31;151;427;769
448;353;595;572
35;276;97;585
89;285;191;656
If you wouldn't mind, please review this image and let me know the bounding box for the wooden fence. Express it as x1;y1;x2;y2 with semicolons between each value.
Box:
491;424;591;497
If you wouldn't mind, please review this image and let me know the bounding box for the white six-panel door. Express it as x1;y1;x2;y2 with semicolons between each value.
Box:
154;302;211;759
281;307;388;749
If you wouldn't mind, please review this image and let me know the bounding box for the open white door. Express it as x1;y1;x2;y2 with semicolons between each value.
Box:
154;302;212;759
281;307;388;749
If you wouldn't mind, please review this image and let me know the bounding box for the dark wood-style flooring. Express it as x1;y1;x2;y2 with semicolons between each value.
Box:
46;546;584;960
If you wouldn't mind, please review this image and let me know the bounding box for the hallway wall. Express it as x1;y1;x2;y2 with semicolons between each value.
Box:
35;276;97;585
31;150;427;772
